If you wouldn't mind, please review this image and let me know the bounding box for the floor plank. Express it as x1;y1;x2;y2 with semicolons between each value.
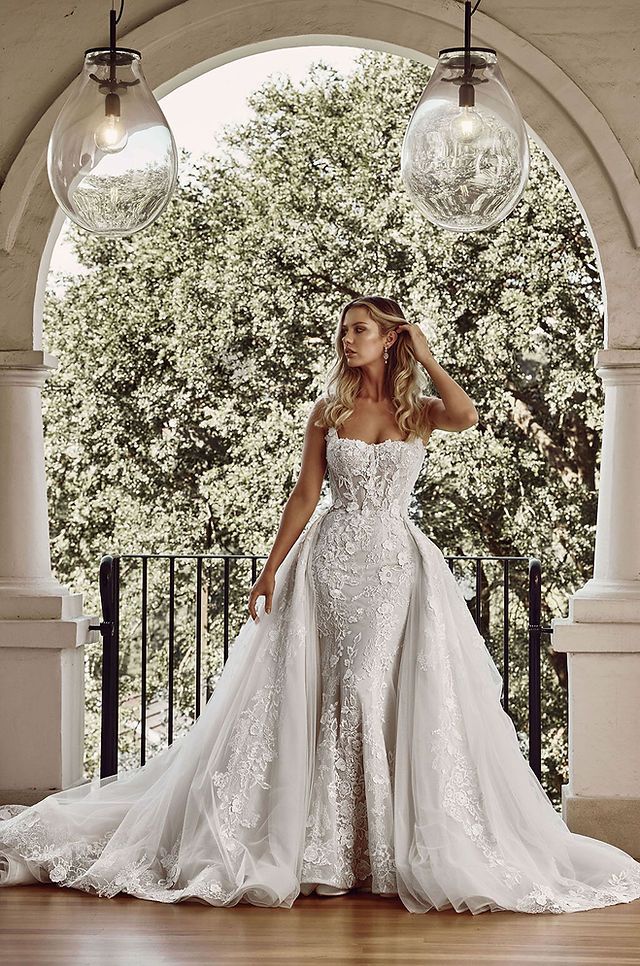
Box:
1;887;640;965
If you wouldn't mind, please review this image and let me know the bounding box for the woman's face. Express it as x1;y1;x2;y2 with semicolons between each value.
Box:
340;306;394;366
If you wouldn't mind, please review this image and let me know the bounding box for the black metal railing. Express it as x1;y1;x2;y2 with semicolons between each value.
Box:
441;555;552;781
91;553;552;782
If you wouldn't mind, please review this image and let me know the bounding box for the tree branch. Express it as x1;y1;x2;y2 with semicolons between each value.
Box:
505;381;580;485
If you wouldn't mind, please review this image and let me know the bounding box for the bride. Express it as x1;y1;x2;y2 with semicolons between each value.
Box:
1;295;640;915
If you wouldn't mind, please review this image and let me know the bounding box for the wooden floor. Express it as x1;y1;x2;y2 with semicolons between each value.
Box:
2;886;640;965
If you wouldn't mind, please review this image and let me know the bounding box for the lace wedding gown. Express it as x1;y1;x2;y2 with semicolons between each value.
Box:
2;424;640;915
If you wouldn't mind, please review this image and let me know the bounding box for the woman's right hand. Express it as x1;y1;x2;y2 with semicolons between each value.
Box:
247;568;276;622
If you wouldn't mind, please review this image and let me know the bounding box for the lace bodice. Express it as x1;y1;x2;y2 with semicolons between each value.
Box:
324;426;426;517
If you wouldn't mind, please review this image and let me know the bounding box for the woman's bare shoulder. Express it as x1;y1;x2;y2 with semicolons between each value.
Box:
304;395;328;435
309;394;328;418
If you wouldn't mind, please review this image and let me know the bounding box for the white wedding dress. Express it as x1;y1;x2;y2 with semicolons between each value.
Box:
1;424;640;914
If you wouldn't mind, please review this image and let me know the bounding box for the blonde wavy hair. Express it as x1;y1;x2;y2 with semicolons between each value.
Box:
313;295;432;443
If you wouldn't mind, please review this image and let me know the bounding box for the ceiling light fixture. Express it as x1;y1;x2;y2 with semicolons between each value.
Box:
47;0;178;236
401;0;529;232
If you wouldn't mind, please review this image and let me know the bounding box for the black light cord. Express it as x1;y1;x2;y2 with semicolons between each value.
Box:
470;0;482;13
108;1;125;56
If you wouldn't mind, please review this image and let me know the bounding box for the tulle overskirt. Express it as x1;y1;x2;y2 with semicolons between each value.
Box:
1;508;640;913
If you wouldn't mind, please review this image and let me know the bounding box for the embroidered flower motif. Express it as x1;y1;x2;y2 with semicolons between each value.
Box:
304;844;321;863
376;600;395;619
49;862;68;883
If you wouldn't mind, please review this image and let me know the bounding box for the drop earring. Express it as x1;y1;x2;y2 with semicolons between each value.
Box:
383;344;389;363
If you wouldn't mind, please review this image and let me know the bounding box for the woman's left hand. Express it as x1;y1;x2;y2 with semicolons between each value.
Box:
394;322;433;363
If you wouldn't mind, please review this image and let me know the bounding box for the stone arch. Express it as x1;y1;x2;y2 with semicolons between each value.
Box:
1;0;640;352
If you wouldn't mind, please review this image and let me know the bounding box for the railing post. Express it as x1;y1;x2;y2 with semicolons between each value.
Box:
168;555;175;746
141;556;148;764
99;554;120;779
195;556;203;720
528;557;542;781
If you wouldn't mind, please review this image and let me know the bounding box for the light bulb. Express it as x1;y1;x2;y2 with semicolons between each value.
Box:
93;113;129;153
450;106;485;142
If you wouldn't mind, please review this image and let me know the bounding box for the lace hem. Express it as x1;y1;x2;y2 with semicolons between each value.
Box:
2;803;640;912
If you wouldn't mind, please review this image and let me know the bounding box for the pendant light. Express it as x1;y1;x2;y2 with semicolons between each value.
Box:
401;0;529;232
47;0;178;237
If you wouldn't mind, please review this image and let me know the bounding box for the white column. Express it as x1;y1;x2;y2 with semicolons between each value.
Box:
0;351;98;805
552;348;640;859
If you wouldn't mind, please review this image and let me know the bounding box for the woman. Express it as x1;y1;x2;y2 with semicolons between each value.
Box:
1;295;639;915
249;294;477;900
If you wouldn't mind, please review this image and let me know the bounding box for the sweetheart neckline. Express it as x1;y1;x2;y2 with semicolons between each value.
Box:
326;426;424;449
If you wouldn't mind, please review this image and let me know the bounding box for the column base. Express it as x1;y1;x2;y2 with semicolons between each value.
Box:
562;784;640;860
0;775;90;808
0;590;86;620
570;579;640;622
0;600;100;796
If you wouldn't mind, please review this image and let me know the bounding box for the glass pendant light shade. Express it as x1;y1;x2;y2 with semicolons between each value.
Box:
47;48;178;236
401;48;529;232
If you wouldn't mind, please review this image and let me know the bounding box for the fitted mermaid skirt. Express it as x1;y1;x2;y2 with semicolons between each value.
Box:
301;501;419;894
1;425;640;914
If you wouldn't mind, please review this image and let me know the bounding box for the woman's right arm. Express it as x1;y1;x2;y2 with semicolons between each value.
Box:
247;397;327;621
